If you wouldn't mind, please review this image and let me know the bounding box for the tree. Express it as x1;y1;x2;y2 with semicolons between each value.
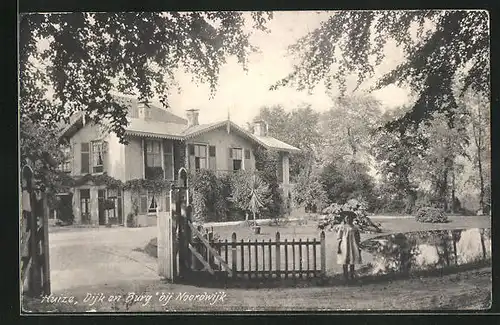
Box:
19;12;273;142
272;11;489;131
20;117;73;206
320;159;376;209
372;108;424;213
247;174;270;221
293;167;328;213
460;90;491;213
319;94;382;164
414;107;469;211
230;171;270;221
254;105;322;178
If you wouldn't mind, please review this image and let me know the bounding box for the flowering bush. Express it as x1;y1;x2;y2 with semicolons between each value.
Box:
318;198;382;233
415;207;449;223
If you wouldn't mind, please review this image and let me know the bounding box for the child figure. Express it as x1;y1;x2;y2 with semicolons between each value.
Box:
336;211;362;282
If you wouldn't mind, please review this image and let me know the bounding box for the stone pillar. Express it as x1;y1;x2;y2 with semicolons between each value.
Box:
73;189;81;224
90;187;98;225
123;189;132;227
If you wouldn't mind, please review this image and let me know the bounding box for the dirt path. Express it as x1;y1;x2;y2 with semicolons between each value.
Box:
23;267;491;312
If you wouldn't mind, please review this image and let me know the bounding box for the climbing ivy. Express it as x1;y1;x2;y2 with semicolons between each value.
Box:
123;178;173;193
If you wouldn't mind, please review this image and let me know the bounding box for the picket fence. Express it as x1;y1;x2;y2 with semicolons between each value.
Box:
191;230;326;279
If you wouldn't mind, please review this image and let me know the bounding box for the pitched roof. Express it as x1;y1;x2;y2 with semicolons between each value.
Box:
125;118;186;140
58;94;300;153
182;120;300;152
253;135;301;152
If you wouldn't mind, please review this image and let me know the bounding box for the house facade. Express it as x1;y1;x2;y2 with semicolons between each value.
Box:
58;96;299;226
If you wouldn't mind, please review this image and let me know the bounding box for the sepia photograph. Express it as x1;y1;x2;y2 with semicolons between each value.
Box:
19;10;491;313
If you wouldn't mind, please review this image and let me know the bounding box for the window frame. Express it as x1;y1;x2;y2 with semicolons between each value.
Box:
145;139;162;168
231;147;243;171
81;143;90;174
163;140;174;181
91;141;104;174
193;144;208;170
60;146;72;173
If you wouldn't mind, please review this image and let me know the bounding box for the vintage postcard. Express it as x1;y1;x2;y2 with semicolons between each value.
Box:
19;10;491;313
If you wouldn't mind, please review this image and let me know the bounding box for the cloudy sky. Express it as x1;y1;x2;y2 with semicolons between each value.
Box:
163;11;413;125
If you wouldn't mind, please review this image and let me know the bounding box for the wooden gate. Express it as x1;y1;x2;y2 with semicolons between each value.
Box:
157;167;326;282
21;164;51;297
190;230;326;279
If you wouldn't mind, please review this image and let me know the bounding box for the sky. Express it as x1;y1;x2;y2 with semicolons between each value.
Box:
161;11;413;125
34;11;414;126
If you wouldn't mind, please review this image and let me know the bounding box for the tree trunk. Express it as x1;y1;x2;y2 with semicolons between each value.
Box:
451;165;456;214
473;96;486;213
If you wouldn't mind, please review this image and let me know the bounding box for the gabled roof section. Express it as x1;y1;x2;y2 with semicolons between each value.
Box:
183;120;300;153
253;135;301;152
125;118;185;140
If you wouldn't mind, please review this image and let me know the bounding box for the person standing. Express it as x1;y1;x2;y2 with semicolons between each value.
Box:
336;211;362;283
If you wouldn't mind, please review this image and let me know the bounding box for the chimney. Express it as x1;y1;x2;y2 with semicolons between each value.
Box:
137;101;151;120
253;119;268;137
186;109;199;127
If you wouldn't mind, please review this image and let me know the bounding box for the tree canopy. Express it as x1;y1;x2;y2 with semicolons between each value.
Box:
271;10;489;130
19;12;273;142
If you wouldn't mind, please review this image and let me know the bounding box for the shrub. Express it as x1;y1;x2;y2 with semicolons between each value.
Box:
415;207;449;223
319;198;382;233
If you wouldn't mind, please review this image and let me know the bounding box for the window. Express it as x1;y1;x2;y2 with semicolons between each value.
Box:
139;190;159;214
209;146;216;157
163;140;174;181
230;148;243;171
81;143;90;174
80;189;90;223
146;140;162;167
148;190;158;213
194;144;207;170
208;145;216;170
244;149;250;160
92;142;104;173
60;146;71;173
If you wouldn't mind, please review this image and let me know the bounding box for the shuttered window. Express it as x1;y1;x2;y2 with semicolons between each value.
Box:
81;143;90;174
208;145;216;170
163;140;174;180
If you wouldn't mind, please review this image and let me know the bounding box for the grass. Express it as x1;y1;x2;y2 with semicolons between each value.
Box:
22;266;492;312
144;215;491;276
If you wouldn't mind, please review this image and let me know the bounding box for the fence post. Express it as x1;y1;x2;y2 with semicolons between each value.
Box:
320;231;326;277
42;193;51;295
275;232;281;278
231;232;237;278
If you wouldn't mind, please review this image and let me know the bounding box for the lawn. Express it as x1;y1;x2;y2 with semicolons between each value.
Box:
187;215;491;276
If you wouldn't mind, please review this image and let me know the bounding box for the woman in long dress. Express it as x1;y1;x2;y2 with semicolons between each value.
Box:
336;211;362;282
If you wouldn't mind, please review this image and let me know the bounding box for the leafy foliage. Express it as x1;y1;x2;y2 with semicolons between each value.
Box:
188;169;229;223
273;11;489;132
20;12;273;142
123;178;171;193
319;198;382;234
293;168;328;213
320;159;376;207
415;207;449;223
229;170;270;221
254;105;322;179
